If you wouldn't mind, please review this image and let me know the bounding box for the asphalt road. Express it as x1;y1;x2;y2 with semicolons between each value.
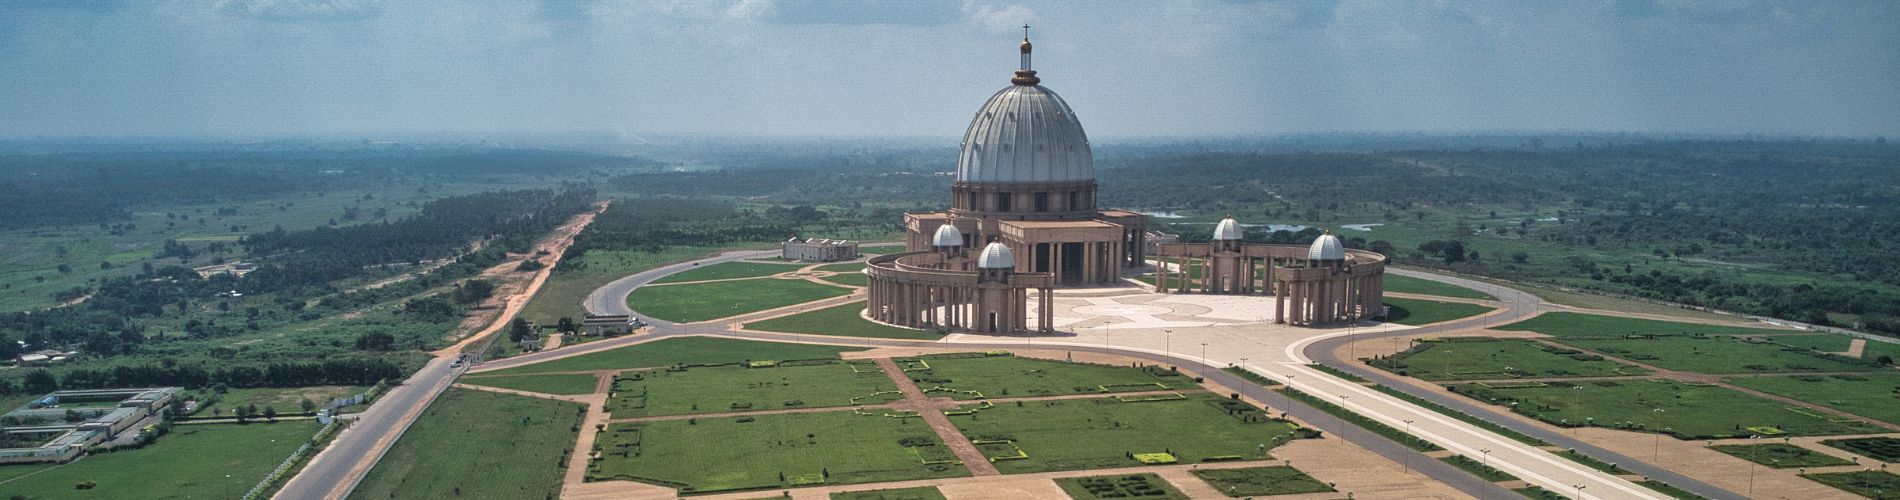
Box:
274;356;468;500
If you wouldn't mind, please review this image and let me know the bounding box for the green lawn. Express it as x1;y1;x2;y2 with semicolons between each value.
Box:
1382;297;1494;326
745;301;941;340
1727;372;1900;426
1803;470;1900;498
1367;338;1649;380
651;261;806;284
1495;312;1794;338
1708;443;1853;468
1558;335;1881;374
822;272;870;287
0;421;318;499
1822;437;1900;462
1441;454;1519;482
1770;334;1900;363
355;389;584;499
607;362;899;417
1189;466;1334;497
1383;274;1497;300
461;373;600;395
830;486;947;500
519;246;720;327
479;336;866;376
901;354;1200;400
944;393;1306;474
630;278;853;323
816;262;866;273
589;410;969;494
1448;378;1886;439
1055;473;1188;500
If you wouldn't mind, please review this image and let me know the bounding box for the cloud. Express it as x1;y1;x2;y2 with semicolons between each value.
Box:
217;0;384;21
964;2;1036;33
759;0;959;26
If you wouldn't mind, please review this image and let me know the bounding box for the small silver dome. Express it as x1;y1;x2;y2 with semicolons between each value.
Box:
1308;232;1345;261
932;224;964;248
1212;218;1243;241
977;242;1016;269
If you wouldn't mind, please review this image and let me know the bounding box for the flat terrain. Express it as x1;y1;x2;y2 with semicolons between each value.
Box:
1708;443;1853;468
518;246;720;326
0;421;318;499
478;337;867;376
745;301;942;340
184;385;366;416
589;410;969;494
1367;338;1649;380
1727;372;1900;426
353;388;584;499
829;486;948;500
1557;335;1880;374
902;354;1200;400
1382;297;1495;325
1803;470;1900;498
1771;333;1900;361
1449;378;1885;438
608;362;898;417
944;393;1304;474
1189;466;1335;497
1822;437;1900;462
1496;312;1792;338
650;261;805;284
1384;273;1498;300
460;373;601;395
628;278;852;322
1054;473;1188;500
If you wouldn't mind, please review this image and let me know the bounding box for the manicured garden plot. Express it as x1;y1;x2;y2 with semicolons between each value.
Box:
1557;335;1880;374
1708;443;1852;468
1728;372;1900;426
942;393;1308;474
630;278;853;322
607;362;898;417
1448;378;1885;438
1823;437;1900;462
1495;312;1793;339
745;301;941;340
1055;473;1188;500
1442;454;1518;481
1367;338;1648;380
461;373;599;395
588;410;968;494
481;337;865;376
830;486;947;500
1770;334;1900;363
0;421;319;499
1190;466;1334;497
901;353;1200;400
355;389;585;499
651;261;806;283
1382;297;1494;326
1383;274;1498;300
1803;470;1900;498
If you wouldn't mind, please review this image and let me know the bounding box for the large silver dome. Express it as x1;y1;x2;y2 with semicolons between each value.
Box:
954;37;1093;184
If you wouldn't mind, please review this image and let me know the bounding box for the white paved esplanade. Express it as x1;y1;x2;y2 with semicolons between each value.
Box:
946;283;1668;500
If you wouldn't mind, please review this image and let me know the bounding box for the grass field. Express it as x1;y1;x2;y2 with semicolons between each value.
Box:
480;336;867;376
1557;335;1880;374
1383;274;1497;300
1803;470;1900;498
902;354;1200;400
745;301;941;340
1822;437;1900;462
1366;338;1648;380
630;278;853;323
589;410;968;494
355;388;584;499
1495;312;1793;338
1441;454;1518;482
1055;473;1188;499
830;486;947;500
822;272;870;287
607;362;898;417
1771;334;1900;362
0;421;318;499
1727;372;1900;426
1708;443;1853;468
944;393;1304;474
461;373;600;395
1449;378;1886;439
183;385;365;416
1189;466;1334;497
817;262;866;274
519;246;721;326
651;261;806;284
1382;297;1494;326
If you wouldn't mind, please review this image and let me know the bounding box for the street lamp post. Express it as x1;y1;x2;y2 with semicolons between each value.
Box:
1337;394;1349;445
1164;329;1172;361
1402;419;1415;474
1239;357;1251;404
1201;342;1209;367
1480;448;1492;468
1573;484;1585;500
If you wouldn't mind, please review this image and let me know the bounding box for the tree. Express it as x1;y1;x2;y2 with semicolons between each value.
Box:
508;317;534;342
1510;251;1530;264
557;317;577;334
301;398;317;414
263;406;277;420
23;370;58;394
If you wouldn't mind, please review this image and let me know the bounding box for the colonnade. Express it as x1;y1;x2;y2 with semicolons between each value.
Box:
863;253;1055;334
1273;272;1384;326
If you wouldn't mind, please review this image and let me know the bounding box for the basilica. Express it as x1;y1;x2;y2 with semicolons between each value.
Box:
865;31;1384;333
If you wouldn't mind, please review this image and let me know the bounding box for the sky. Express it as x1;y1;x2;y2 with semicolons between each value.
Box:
1;0;1896;140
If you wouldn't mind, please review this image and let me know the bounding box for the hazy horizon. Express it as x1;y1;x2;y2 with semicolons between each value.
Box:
3;0;1897;140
